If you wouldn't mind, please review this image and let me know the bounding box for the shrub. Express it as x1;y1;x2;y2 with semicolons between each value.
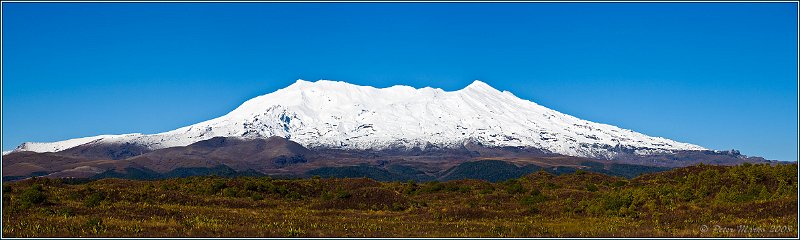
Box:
222;187;240;198
402;181;418;195
597;192;634;216
390;202;407;211
503;180;526;194
420;182;445;193
521;189;548;206
160;183;177;191
273;185;289;195
84;217;105;234
479;187;495;194
285;191;302;200
525;205;540;215
335;190;352;199
209;179;228;194
84;192;106;208
250;192;264;201
19;185;46;208
544;182;561;189
57;207;75;218
586;183;599;192
243;181;258;191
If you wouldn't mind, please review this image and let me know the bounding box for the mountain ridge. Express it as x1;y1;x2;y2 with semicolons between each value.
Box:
11;79;707;161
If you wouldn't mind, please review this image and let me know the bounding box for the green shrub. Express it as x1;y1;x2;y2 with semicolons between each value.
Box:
84;191;106;208
335;190;352;199
521;189;548;206
160;183;177;191
243;181;258;191
402;181;418;195
19;185;46;208
320;191;334;200
586;183;599;192
274;185;289;195
222;187;240;198
209;179;227;194
420;182;445;193
390;202;407;211
504;180;526;194
544;182;561;189
479;187;495;194
250;192;264;201
57;207;75;218
595;192;634;216
84;217;105;234
285;191;302;200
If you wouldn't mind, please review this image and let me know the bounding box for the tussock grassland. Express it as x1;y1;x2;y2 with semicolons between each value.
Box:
2;163;797;237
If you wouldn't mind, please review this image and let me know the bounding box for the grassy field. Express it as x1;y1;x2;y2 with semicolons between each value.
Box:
2;163;797;237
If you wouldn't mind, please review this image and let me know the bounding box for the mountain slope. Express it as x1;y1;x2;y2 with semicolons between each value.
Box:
12;79;705;160
125;136;315;173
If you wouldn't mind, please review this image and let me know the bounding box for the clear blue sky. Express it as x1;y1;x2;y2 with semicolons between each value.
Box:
2;3;797;161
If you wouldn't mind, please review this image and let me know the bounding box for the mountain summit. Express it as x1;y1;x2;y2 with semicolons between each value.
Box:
13;79;705;159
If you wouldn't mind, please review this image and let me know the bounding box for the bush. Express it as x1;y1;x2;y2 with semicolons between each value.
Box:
420;182;445;193
160;183;178;191
390;202;407;211
57;207;75;218
586;183;599;192
335;190;352;199
273;185;289;195
590;192;635;216
402;181;418;195
503;180;526;194
84;217;105;234
250;192;264;201
84;192;106;208
544;182;561;189
19;185;46;208
209;179;227;194
243;181;258;191
222;187;240;198
521;189;548;206
285;191;302;200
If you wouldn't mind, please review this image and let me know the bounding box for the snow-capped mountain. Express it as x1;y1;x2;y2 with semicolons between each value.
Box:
12;80;706;159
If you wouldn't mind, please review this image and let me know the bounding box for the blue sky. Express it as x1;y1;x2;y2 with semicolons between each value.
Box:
2;3;797;161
